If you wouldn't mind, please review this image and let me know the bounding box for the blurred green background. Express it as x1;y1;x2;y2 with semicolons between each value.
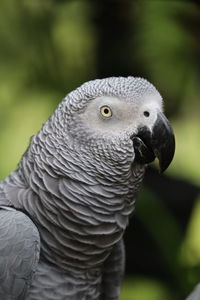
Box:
0;0;199;299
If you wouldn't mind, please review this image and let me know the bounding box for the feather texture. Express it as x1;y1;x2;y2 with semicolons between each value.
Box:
0;208;40;299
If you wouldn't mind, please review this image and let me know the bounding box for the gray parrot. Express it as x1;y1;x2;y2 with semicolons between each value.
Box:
0;76;175;299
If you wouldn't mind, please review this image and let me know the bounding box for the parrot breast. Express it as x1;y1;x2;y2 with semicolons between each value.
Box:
3;131;145;274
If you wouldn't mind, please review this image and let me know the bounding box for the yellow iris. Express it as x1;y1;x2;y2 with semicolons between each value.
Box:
100;106;112;118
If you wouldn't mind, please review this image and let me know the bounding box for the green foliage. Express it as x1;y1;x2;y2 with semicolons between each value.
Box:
171;117;200;185
121;277;173;300
134;1;199;114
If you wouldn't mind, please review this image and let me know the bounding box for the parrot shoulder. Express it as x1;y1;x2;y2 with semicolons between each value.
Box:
0;207;40;299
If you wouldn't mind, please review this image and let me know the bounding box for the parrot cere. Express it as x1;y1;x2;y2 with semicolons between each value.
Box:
0;77;175;299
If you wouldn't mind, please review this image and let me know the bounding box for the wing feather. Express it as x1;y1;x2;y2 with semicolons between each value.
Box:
0;208;40;299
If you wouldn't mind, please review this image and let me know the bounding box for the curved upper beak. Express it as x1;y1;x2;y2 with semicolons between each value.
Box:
132;112;175;173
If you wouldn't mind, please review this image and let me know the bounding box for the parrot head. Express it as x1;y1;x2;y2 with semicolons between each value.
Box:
56;76;175;172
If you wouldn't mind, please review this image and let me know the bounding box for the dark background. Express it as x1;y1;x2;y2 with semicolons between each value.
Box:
0;1;199;299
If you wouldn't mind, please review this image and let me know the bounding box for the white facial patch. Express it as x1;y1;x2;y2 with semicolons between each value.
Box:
79;90;163;138
80;96;139;136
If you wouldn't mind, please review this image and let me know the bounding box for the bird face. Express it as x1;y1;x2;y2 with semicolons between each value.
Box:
64;77;175;172
79;95;160;137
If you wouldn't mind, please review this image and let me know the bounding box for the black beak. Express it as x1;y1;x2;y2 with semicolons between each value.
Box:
132;112;175;173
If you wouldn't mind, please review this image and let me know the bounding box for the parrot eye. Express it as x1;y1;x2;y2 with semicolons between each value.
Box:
100;106;112;118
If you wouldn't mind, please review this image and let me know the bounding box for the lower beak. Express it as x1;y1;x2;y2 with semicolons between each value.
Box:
132;112;175;173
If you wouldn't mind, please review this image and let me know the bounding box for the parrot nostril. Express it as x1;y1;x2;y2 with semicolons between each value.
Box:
143;111;150;117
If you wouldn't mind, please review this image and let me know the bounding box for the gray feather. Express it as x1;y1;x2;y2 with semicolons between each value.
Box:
186;284;200;300
0;208;40;299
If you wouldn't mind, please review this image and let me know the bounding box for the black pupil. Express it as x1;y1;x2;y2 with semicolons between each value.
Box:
144;111;150;117
104;108;109;114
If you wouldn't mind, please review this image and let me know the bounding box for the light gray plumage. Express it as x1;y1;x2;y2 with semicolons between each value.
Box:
0;76;175;299
186;284;200;300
